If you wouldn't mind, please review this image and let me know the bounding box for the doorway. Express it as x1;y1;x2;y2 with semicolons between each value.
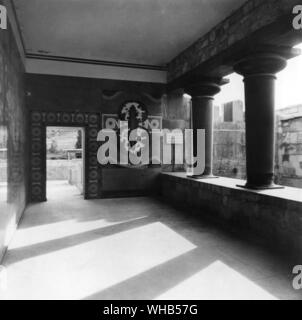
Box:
30;110;101;202
46;126;85;199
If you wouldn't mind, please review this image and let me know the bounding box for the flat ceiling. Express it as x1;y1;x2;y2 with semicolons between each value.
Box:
13;0;246;67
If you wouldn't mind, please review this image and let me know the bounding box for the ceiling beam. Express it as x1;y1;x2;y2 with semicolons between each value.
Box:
26;57;167;83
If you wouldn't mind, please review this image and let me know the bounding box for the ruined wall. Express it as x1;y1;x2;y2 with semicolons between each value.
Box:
0;14;27;261
213;115;302;188
276;116;302;188
26;74;169;198
213;122;246;179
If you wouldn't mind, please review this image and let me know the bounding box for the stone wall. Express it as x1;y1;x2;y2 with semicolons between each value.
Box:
168;0;298;82
213;122;246;179
47;159;82;181
161;173;302;259
275;116;302;188
26;74;171;198
213;115;302;188
0;7;27;261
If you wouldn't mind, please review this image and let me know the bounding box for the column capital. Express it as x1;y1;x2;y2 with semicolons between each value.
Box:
234;53;287;78
185;79;227;98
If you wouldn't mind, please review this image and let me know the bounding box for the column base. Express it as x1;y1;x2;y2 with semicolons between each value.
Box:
237;183;285;190
187;174;219;180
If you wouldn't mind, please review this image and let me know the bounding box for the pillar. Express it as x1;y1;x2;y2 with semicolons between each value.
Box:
185;81;221;178
234;53;287;189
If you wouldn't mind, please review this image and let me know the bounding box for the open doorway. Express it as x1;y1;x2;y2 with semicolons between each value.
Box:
46;126;85;199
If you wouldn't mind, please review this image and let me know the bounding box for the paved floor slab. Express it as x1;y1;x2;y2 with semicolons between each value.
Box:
0;181;301;300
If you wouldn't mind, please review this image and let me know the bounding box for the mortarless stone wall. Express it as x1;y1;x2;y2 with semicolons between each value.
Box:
161;173;302;259
168;0;298;82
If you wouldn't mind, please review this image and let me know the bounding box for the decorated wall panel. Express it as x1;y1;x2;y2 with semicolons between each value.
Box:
26;74;169;198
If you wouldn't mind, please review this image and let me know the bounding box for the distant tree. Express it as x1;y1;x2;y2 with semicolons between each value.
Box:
75;130;82;159
75;130;82;149
49;139;58;154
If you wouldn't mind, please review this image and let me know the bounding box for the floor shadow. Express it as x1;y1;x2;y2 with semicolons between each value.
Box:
83;248;216;300
4;183;301;300
20;196;156;229
5;216;155;266
83;244;297;300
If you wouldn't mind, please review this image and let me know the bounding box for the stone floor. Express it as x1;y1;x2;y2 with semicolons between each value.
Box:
0;181;301;300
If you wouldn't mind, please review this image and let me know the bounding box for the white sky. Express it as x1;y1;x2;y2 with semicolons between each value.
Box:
215;43;302;110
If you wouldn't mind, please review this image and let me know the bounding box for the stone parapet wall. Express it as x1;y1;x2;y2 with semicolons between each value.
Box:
161;172;302;259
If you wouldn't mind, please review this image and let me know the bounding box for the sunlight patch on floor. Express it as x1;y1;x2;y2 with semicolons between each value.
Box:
156;260;278;300
1;222;196;300
9;216;149;250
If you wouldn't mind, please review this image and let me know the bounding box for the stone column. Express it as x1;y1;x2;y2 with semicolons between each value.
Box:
234;53;287;189
185;81;221;178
